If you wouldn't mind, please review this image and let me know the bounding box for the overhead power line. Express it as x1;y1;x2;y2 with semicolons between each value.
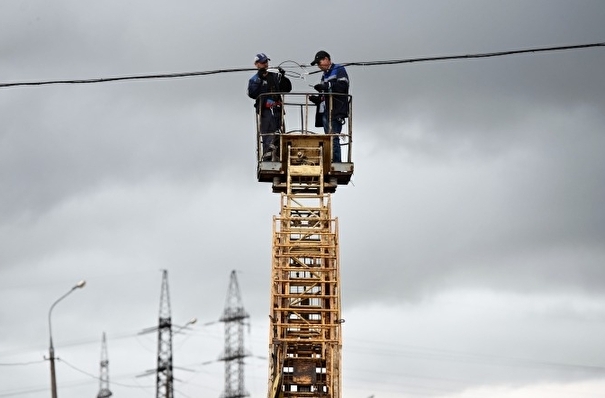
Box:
0;360;46;366
0;67;253;89
341;41;605;68
0;42;603;89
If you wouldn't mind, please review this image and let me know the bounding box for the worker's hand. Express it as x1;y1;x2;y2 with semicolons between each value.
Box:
314;83;326;92
278;67;286;76
309;95;321;105
257;68;267;80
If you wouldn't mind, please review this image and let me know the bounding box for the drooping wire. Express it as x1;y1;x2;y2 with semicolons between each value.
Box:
276;59;311;82
1;42;603;89
58;357;155;389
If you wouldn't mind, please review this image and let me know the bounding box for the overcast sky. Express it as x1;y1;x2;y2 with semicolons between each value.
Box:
1;1;605;397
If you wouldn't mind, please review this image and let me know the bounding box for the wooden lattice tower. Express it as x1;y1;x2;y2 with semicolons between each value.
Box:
258;93;354;398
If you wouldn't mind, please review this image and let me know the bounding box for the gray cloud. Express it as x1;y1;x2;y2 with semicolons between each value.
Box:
1;1;604;397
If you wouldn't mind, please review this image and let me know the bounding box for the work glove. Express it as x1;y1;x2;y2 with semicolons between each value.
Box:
309;95;321;105
278;67;286;76
314;83;327;92
257;68;267;80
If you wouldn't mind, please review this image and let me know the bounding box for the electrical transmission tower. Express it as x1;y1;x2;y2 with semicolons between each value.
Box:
96;332;112;398
219;270;250;398
156;269;174;398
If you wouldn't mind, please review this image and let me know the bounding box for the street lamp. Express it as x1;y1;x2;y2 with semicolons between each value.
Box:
48;280;86;398
175;317;198;334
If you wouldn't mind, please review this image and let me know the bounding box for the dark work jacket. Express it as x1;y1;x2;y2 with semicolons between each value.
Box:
248;71;292;111
319;63;349;119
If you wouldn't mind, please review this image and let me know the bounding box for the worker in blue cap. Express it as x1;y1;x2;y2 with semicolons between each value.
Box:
248;53;292;161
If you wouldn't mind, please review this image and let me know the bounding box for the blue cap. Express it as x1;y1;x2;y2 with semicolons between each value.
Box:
254;53;270;64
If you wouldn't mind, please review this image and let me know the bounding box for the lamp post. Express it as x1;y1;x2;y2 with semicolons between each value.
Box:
48;280;86;398
175;317;197;334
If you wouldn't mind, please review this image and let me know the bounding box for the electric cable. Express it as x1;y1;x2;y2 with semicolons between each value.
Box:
0;42;603;89
0;359;46;366
58;357;155;389
340;42;605;68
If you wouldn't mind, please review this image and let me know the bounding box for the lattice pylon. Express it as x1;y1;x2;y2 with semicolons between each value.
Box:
97;332;112;398
219;270;250;398
156;269;174;398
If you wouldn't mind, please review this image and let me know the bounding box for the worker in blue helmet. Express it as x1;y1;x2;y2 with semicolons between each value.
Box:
248;53;292;161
